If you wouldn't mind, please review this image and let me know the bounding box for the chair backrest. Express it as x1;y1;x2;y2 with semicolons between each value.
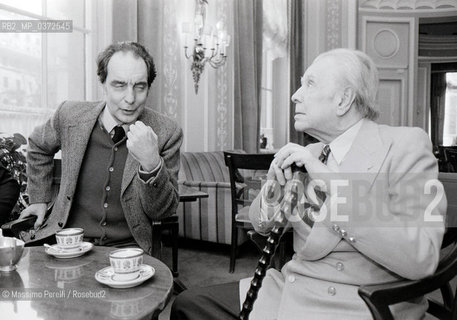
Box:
439;172;457;247
223;151;274;212
445;148;457;173
439;146;457;172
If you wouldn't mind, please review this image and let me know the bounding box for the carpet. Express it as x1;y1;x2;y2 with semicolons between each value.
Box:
161;239;261;289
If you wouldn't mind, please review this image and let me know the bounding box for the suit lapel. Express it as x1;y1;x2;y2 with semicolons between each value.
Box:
339;119;392;189
66;102;105;195
301;120;392;260
121;154;137;196
120;110;154;196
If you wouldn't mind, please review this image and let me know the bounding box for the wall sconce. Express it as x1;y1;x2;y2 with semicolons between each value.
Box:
182;0;230;94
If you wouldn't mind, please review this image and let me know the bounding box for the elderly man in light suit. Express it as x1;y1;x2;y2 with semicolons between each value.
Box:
19;42;183;255
171;48;446;319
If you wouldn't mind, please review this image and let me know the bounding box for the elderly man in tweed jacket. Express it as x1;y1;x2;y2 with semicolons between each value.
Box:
19;42;183;255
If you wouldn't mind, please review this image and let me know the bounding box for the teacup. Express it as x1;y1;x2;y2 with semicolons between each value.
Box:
0;237;25;272
55;228;84;249
109;248;144;281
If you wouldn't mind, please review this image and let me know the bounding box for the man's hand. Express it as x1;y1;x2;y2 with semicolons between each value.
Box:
126;121;160;171
268;143;314;185
268;143;334;185
19;203;48;229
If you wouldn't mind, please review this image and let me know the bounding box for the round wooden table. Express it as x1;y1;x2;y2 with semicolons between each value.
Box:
0;246;173;320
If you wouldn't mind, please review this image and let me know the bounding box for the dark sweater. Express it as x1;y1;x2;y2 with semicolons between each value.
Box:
66;124;133;245
0;165;20;224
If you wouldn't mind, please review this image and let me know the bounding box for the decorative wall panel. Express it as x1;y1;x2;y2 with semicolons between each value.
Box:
215;0;230;151
326;0;342;49
377;73;407;126
365;21;410;68
162;0;179;121
360;15;416;126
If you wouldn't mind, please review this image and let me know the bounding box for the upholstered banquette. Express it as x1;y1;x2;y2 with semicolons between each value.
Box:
176;151;247;245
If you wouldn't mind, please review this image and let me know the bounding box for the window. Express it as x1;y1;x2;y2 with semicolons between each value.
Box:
0;0;94;138
442;73;457;145
259;0;289;151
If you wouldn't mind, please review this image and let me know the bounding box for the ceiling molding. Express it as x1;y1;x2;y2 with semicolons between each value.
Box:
359;0;457;11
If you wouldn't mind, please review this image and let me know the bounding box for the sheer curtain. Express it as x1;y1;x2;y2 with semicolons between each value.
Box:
233;0;263;153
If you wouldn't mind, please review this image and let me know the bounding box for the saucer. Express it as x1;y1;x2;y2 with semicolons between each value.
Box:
95;264;155;289
45;242;94;259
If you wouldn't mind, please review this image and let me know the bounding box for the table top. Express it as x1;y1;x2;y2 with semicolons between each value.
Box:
178;185;209;202
0;246;173;320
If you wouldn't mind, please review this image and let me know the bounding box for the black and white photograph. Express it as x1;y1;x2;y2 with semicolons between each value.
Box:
0;0;456;319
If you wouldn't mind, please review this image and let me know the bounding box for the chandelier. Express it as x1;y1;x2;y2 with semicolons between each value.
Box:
182;0;230;94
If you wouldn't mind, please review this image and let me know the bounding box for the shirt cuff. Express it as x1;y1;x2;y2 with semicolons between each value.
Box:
138;159;162;182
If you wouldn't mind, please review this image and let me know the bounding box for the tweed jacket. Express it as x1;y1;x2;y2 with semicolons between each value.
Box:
22;101;183;255
240;119;446;319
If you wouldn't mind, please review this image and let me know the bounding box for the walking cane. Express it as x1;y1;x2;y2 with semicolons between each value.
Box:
239;166;307;320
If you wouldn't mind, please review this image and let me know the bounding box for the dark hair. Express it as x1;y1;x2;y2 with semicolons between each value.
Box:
96;41;157;87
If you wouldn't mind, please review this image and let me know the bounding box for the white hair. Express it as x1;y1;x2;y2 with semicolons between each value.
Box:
315;48;380;120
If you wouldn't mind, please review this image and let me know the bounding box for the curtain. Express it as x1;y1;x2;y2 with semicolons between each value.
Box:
137;0;162;114
288;0;317;146
233;0;263;153
430;72;447;146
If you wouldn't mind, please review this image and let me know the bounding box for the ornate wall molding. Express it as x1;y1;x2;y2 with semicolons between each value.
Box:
359;0;457;10
162;0;179;120
215;0;229;150
373;28;400;59
326;0;342;49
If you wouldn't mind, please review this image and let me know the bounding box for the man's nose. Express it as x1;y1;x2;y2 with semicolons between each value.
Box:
124;86;135;104
291;87;303;103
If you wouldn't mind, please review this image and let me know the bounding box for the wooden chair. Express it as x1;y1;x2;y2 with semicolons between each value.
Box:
224;151;274;273
445;148;457;173
151;215;179;276
358;172;457;319
438;146;457;172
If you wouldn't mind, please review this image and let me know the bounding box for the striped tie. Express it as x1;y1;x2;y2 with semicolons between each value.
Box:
304;145;331;227
319;145;331;164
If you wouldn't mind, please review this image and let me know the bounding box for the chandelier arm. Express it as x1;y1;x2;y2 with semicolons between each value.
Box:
184;47;192;59
208;56;227;68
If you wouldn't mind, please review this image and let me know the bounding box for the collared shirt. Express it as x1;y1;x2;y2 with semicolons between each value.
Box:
258;118;365;226
326;118;364;171
100;106;130;137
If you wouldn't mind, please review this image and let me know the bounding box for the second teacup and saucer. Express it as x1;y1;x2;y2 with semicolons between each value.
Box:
95;248;155;289
44;228;93;259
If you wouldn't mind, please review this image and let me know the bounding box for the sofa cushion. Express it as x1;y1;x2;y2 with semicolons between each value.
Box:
179;151;229;183
177;151;247;245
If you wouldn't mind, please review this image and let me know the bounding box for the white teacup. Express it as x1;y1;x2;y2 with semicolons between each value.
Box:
55;228;84;249
109;248;144;281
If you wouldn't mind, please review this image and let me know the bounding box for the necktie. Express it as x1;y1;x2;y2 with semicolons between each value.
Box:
304;145;331;227
319;144;331;164
112;126;126;143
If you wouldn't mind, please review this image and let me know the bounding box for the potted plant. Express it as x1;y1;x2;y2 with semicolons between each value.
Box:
0;133;28;221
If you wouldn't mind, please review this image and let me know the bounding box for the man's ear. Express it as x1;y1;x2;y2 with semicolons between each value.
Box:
336;87;356;116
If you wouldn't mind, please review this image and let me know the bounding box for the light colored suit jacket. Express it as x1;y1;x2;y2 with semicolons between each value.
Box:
241;119;446;319
22;101;183;255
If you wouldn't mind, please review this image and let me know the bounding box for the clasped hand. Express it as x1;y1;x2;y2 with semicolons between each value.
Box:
127;121;160;172
267;143;331;186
